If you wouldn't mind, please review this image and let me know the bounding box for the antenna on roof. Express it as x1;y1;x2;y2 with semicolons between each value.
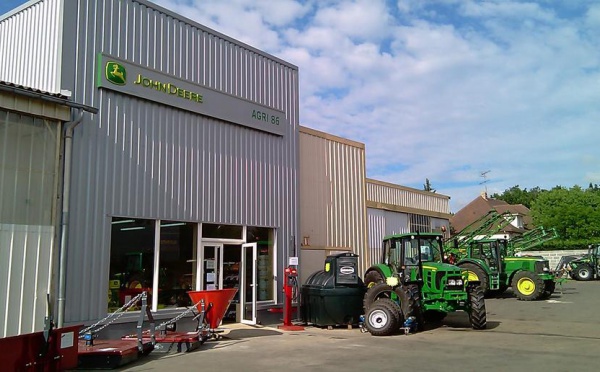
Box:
480;170;491;196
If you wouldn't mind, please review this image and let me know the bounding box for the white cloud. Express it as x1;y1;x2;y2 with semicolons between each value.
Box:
151;0;600;212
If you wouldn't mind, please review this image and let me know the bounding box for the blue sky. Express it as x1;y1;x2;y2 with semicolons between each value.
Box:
2;0;600;212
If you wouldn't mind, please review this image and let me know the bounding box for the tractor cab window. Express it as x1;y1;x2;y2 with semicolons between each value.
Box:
403;237;443;264
403;241;420;265
420;239;443;263
384;239;402;266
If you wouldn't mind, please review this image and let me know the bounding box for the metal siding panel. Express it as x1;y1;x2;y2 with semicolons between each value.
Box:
366;181;451;215
385;211;409;236
367;208;385;269
0;225;52;337
299;130;367;272
0;109;59;336
0;0;63;92
64;0;298;322
6;226;26;336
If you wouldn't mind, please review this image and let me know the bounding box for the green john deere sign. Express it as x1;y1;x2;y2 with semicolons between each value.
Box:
105;62;126;85
97;53;286;136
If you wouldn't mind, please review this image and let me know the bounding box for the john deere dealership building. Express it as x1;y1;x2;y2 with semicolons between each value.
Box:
0;0;451;337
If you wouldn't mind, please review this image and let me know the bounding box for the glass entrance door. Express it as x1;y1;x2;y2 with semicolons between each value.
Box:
199;244;223;290
240;243;257;324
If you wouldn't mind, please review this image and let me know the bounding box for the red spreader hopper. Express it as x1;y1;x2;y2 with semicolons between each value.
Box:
188;288;238;329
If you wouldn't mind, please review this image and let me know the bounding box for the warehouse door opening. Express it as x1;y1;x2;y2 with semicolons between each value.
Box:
240;243;257;324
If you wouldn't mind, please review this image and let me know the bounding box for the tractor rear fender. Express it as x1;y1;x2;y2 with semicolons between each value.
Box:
458;258;492;275
365;264;394;280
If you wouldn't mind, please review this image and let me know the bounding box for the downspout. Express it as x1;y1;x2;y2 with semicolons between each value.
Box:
57;108;84;328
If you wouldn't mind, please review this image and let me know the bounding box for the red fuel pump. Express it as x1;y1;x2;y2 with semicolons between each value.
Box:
283;266;297;326
278;266;303;331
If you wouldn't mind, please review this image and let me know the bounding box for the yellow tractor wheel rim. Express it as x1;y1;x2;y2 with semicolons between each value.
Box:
517;277;535;295
367;282;376;289
467;271;479;281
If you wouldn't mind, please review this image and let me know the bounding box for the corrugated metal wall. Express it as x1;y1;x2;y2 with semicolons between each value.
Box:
299;127;368;274
0;0;63;93
366;208;409;268
0;108;61;337
365;179;450;269
366;179;451;215
62;0;299;322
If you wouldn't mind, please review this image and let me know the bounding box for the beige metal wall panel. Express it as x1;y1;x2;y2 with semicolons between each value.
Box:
366;178;451;217
60;0;299;323
0;109;61;337
299;127;368;274
0;0;63;93
0;91;71;121
0;224;54;337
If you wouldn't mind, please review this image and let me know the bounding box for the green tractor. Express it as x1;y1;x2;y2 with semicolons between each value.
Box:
456;238;556;300
362;232;486;336
566;244;600;281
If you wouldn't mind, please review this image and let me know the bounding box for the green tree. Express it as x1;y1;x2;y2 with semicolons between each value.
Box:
423;178;436;193
530;186;600;248
491;185;543;209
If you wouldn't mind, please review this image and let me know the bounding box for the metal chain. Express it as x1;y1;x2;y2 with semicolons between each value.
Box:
156;299;204;330
79;292;145;337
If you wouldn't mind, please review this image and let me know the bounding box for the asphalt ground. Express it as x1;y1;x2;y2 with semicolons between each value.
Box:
118;280;599;372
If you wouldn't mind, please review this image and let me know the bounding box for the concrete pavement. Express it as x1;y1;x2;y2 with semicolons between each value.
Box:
115;280;600;372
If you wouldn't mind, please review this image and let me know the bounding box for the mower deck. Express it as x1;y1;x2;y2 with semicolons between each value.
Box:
77;339;153;369
121;331;204;353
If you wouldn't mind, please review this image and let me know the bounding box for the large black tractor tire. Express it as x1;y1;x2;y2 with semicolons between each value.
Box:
573;264;593;281
364;270;385;289
458;262;489;296
467;285;487;330
364;300;399;336
363;283;394;312
511;271;544;301
375;298;403;328
399;284;425;331
540;280;556;299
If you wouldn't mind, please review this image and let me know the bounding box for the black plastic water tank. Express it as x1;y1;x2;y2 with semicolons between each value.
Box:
301;253;365;327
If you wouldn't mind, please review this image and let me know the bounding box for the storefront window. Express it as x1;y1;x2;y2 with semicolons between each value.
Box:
157;221;195;309
109;218;155;312
203;223;243;239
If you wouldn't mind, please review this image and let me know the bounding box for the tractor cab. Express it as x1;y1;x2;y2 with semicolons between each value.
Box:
468;238;505;274
383;233;445;283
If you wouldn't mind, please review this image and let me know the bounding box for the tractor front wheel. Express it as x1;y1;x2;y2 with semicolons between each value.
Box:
363;283;394;312
511;271;544;300
459;262;489;296
365;301;398;336
573;264;593;281
541;280;555;299
467;284;486;330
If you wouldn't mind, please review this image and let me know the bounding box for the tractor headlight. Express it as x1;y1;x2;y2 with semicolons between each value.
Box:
386;276;399;287
448;278;463;287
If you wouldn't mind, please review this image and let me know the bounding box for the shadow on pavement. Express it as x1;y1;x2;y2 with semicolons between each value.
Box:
222;328;283;340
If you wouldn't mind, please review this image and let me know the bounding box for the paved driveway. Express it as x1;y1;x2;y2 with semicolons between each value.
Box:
119;280;599;372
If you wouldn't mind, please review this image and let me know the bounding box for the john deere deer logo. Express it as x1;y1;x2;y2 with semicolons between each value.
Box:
106;62;126;85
